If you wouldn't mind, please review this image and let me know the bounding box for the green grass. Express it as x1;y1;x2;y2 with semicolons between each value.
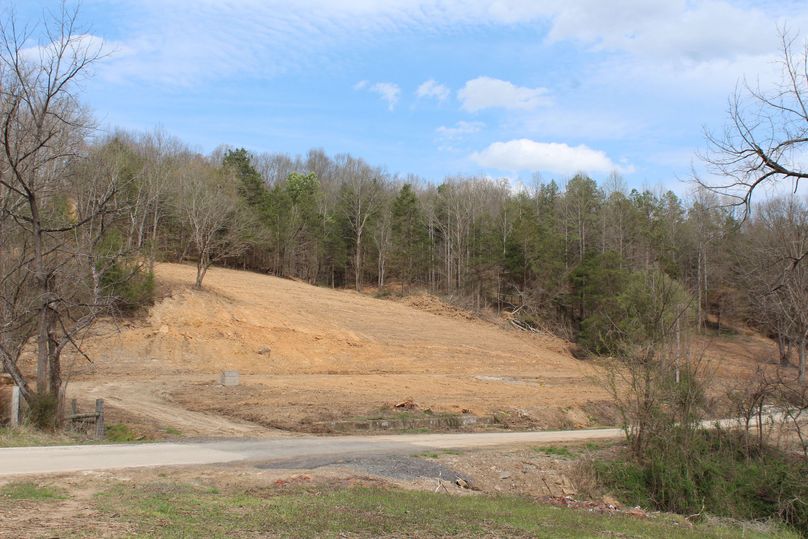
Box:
163;426;183;436
534;445;575;458
0;482;67;501
93;482;796;539
400;427;430;434
105;423;141;442
416;449;463;459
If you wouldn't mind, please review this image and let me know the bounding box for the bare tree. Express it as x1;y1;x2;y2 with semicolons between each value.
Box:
372;195;393;289
0;4;107;414
701;31;808;230
172;156;253;289
740;197;808;382
337;155;384;291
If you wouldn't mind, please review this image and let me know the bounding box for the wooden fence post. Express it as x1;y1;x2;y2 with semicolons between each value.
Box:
95;399;105;439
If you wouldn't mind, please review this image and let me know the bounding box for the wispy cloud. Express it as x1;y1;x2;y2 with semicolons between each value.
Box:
436;121;485;139
416;79;450;101
357;81;401;110
93;1;805;92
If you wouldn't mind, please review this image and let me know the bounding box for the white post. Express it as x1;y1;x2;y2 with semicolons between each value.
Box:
10;386;20;427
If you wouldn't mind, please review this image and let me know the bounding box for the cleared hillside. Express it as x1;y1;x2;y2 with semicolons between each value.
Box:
64;263;774;435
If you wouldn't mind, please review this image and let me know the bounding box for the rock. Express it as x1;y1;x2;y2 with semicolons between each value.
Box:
499;472;511;480
455;478;470;489
394;398;418;410
257;346;272;356
627;506;647;518
602;495;621;508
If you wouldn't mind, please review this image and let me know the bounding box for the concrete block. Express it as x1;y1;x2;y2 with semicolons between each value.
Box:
220;371;240;386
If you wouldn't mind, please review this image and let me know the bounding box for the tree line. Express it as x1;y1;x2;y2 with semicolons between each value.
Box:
66;131;808;379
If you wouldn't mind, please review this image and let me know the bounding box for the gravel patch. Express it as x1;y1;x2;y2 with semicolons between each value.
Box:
256;454;471;483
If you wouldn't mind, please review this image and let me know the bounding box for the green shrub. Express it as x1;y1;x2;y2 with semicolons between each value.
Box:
96;230;155;312
100;260;155;312
596;429;808;534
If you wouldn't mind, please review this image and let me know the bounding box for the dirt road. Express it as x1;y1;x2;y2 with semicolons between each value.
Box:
0;429;623;476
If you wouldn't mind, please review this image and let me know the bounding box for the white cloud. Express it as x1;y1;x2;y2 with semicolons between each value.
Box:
353;80;401;110
436;121;485;139
369;82;401;110
459;77;551;112
416;79;450;101
470;139;632;175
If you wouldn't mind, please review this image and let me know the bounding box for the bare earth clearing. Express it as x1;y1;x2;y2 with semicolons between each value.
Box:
50;263;775;438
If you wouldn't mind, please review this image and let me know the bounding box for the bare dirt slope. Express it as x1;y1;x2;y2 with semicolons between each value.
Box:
64;263;776;435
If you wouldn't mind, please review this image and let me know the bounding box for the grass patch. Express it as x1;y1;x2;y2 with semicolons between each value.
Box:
416;449;463;459
163;426;183;436
400;427;430;434
0;426;79;447
105;423;142;442
93;482;796;539
0;424;150;447
0;482;67;501
534;445;575;458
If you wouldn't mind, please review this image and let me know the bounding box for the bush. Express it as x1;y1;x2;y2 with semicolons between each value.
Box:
596;428;808;534
26;393;59;430
100;260;155;312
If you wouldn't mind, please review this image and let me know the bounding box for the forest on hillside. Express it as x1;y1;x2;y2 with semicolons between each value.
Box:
2;5;808;410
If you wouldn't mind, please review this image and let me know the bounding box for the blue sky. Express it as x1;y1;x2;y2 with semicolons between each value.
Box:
13;0;808;192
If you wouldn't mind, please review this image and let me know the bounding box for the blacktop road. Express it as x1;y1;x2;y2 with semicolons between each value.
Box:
0;428;625;477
